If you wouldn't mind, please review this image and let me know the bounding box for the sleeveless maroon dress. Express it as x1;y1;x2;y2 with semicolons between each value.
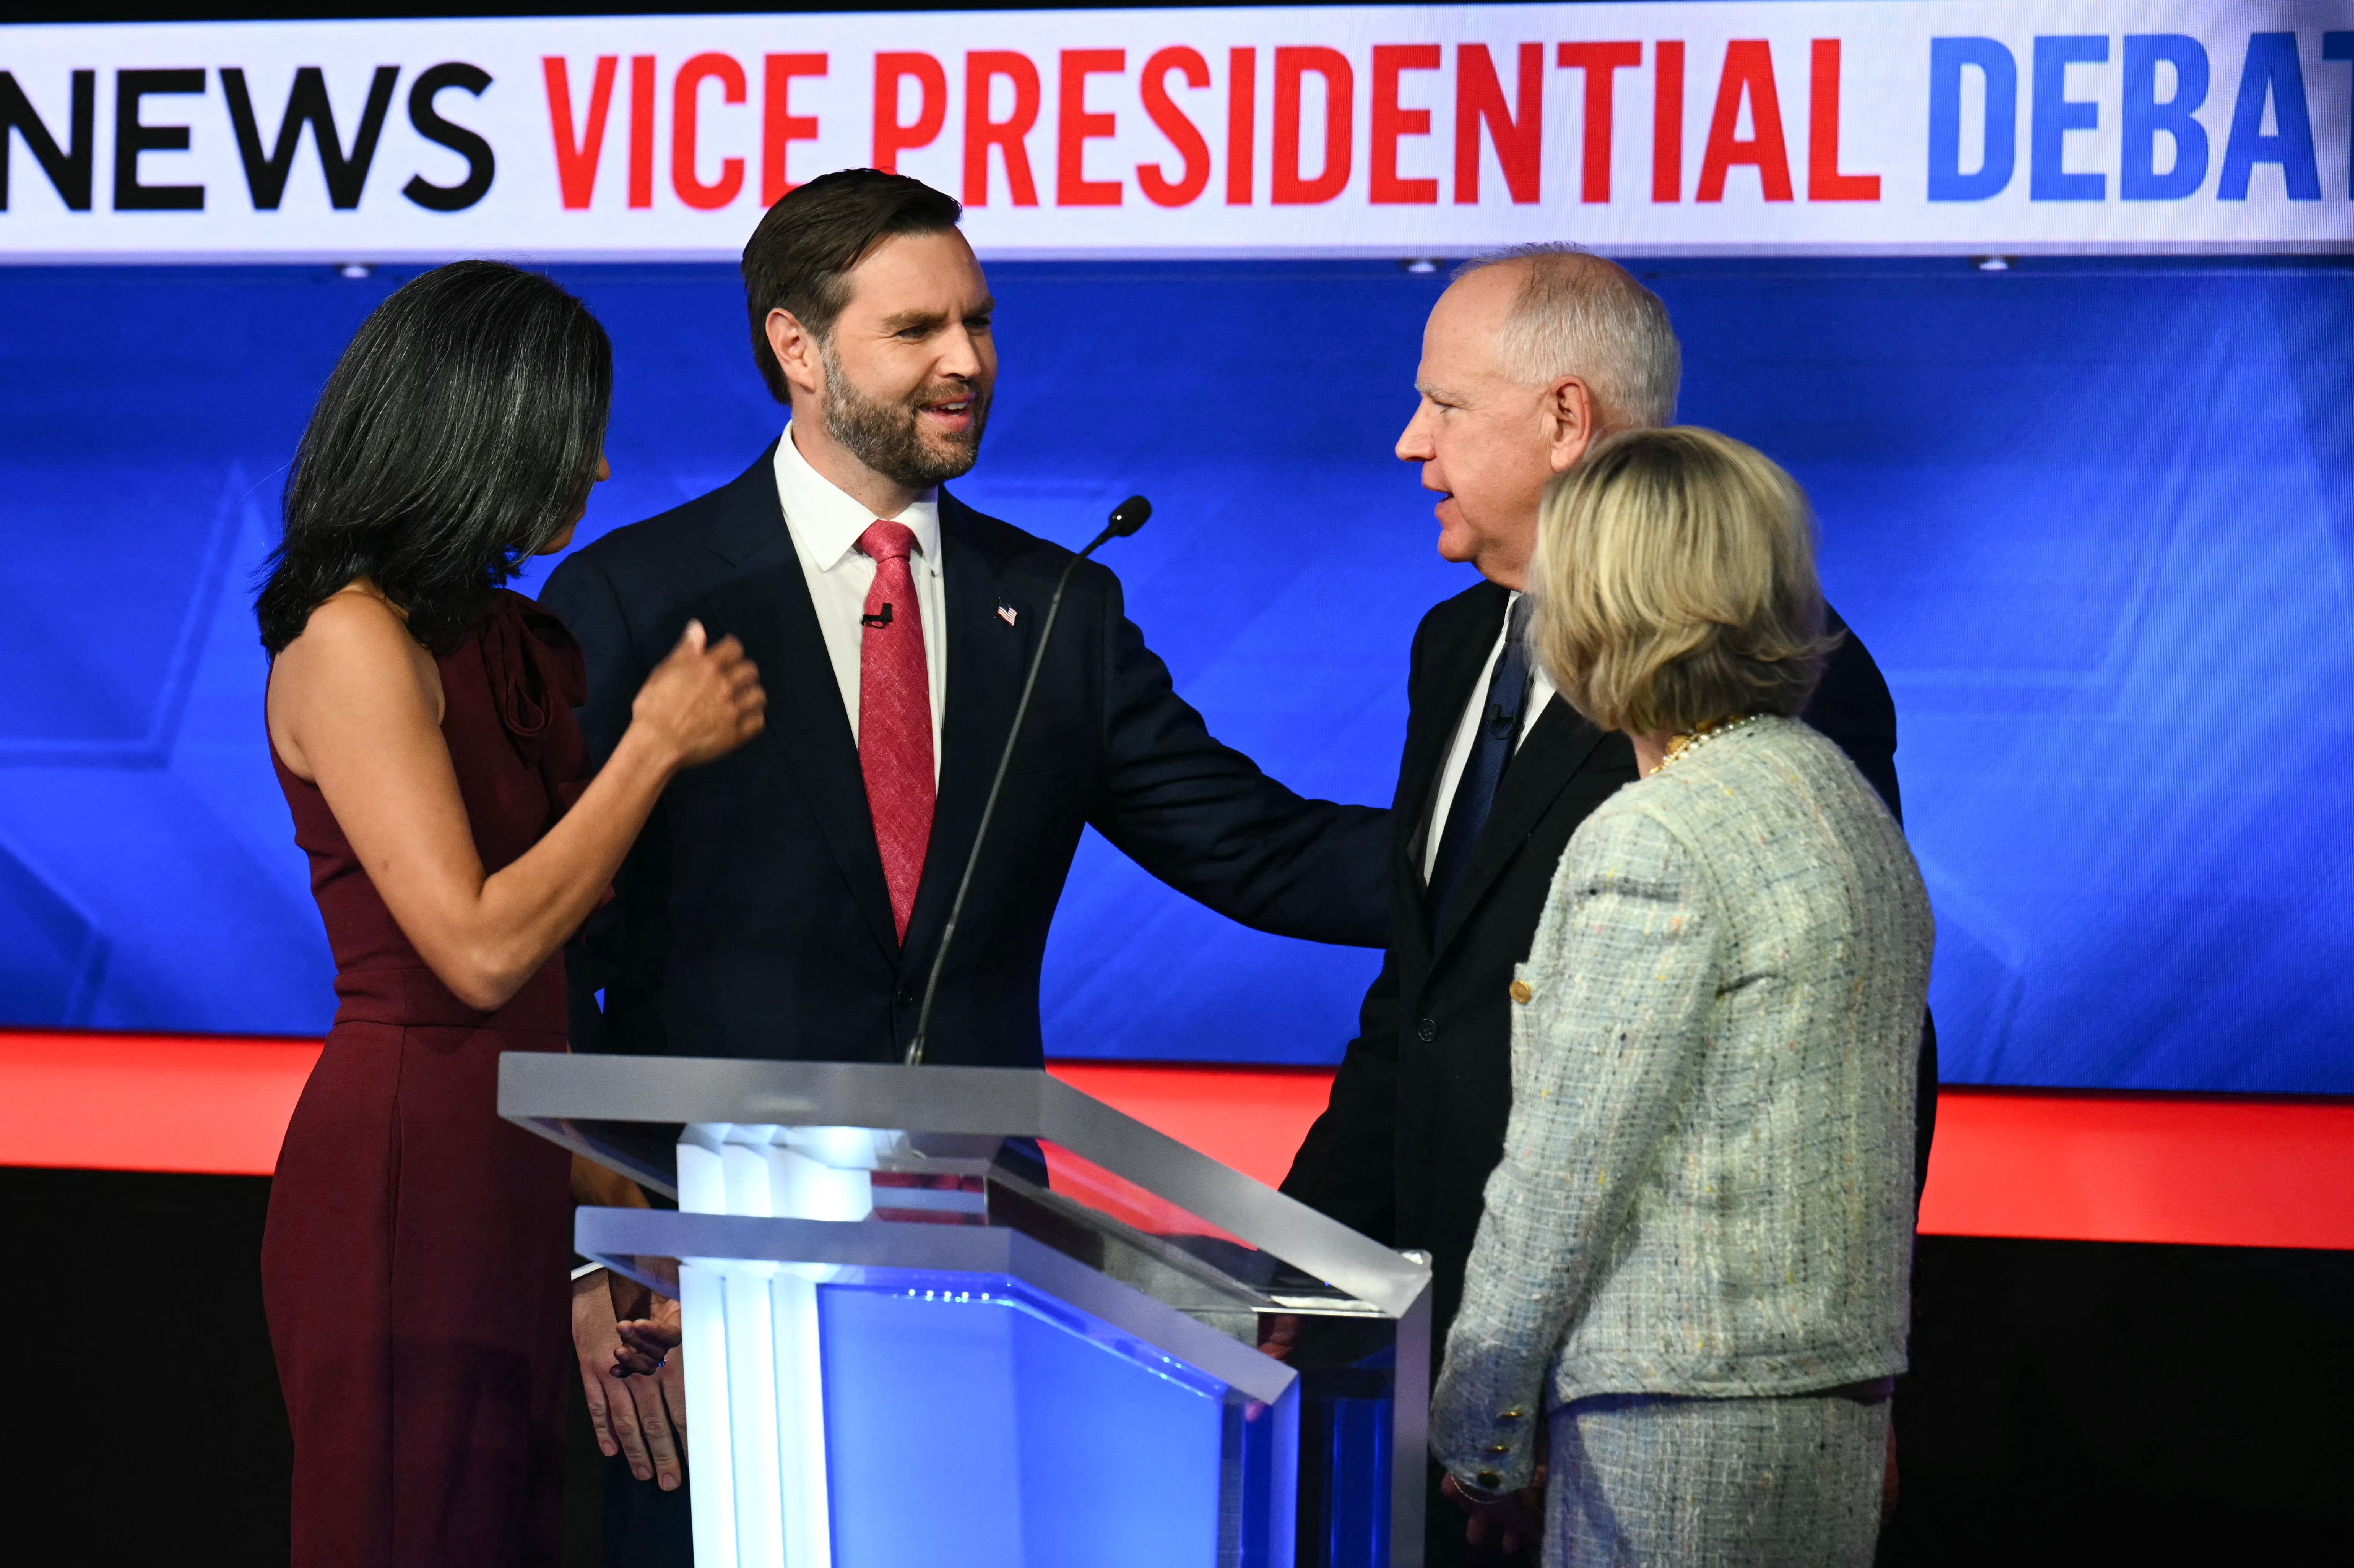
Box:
262;590;588;1568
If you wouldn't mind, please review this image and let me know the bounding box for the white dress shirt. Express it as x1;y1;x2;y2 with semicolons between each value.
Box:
1422;591;1558;883
772;424;947;780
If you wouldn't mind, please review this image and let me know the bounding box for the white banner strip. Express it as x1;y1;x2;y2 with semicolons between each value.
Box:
1;3;2349;261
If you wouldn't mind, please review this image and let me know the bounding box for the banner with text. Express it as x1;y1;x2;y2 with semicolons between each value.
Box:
2;2;2349;261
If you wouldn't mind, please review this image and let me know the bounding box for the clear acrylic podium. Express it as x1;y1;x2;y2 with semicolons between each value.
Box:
500;1055;1431;1568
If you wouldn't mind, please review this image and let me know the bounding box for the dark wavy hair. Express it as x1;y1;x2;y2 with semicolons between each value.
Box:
255;261;612;654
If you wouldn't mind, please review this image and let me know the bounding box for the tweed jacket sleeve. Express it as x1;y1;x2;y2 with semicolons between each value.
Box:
1430;719;1933;1492
1429;806;1717;1491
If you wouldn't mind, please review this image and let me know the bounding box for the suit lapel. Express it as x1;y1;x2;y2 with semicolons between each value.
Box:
1430;696;1613;960
705;444;898;959
899;493;1026;973
1399;585;1511;957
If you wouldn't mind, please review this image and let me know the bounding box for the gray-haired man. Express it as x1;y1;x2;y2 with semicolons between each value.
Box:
1276;247;1925;1563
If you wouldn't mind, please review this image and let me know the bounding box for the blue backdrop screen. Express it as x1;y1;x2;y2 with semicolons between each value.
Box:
1;258;2347;1091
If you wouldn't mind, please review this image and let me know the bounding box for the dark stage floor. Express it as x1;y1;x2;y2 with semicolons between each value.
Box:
15;1164;2351;1565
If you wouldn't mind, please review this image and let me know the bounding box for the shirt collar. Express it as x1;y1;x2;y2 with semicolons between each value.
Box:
773;422;942;574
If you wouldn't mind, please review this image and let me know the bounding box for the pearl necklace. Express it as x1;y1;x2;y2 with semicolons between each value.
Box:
1654;713;1769;774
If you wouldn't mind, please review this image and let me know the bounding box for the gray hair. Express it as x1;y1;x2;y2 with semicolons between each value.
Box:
1454;245;1681;430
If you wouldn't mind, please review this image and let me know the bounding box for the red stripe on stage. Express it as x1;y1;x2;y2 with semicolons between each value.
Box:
2;1031;2348;1250
0;1029;323;1178
1043;1060;1338;1190
1911;1086;2354;1251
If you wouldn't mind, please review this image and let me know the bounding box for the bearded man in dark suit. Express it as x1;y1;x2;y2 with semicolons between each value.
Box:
542;169;1389;1565
1276;247;1933;1564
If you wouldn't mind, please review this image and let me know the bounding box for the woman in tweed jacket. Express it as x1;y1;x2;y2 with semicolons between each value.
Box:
1429;427;1935;1566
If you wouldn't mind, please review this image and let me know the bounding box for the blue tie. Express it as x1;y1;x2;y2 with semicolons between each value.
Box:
1426;594;1534;930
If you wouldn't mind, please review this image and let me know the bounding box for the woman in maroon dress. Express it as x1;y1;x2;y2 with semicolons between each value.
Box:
254;261;764;1567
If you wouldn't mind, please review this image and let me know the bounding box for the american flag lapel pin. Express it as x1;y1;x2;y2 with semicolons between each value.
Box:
997;604;1019;626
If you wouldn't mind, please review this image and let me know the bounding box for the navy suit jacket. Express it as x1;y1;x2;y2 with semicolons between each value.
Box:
539;446;1389;1068
1280;579;1929;1342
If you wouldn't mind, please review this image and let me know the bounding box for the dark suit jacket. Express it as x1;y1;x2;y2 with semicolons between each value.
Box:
1280;578;1923;1340
539;445;1389;1067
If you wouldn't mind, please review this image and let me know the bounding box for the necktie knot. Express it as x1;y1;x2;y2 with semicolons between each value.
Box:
1502;591;1533;646
859;519;918;564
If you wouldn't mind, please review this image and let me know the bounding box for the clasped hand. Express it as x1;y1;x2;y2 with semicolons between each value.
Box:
571;1270;689;1491
1441;1468;1546;1560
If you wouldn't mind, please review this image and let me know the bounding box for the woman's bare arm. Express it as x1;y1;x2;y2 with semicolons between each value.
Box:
268;590;762;1011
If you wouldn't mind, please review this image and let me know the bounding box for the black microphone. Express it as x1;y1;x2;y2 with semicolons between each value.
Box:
904;495;1152;1067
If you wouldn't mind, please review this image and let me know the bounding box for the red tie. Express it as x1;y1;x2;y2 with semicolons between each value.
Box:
856;520;934;943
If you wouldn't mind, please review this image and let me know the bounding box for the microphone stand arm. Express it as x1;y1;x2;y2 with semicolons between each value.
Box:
903;521;1119;1068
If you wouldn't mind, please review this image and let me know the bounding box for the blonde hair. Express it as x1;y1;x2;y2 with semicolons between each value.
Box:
1454;245;1680;430
1530;427;1836;736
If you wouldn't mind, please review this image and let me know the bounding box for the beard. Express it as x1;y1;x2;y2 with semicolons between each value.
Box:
819;339;990;490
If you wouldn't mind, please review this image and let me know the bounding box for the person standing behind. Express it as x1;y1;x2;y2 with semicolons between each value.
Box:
257;261;764;1568
541;170;1389;1556
1431;426;1933;1565
1276;247;1923;1563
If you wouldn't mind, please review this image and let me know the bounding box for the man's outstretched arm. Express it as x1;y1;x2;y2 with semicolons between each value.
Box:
1085;571;1390;947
